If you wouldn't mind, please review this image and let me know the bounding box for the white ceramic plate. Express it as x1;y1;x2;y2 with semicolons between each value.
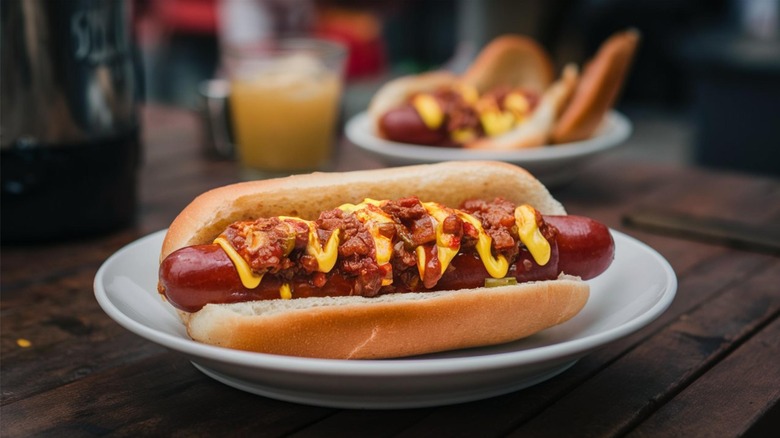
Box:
95;229;675;409
345;111;632;187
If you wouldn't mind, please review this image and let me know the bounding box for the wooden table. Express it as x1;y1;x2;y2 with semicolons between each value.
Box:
2;105;779;437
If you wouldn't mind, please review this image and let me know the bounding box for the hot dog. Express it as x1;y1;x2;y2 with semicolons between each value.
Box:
159;203;612;312
369;30;639;149
158;161;614;359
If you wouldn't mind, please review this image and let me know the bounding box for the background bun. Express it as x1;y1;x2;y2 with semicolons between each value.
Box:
462;34;555;94
551;29;640;143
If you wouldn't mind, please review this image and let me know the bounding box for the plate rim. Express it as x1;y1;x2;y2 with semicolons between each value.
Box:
94;228;676;378
345;110;633;164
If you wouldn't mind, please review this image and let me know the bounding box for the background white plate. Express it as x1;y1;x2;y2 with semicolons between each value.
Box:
345;111;632;187
95;229;675;409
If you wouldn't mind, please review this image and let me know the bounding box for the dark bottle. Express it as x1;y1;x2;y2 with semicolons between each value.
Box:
1;0;141;243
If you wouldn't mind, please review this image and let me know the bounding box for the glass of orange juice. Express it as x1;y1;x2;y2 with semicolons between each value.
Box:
225;39;346;176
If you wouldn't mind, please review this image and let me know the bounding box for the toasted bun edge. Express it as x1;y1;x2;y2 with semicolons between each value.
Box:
462;34;556;94
551;29;640;143
186;275;589;359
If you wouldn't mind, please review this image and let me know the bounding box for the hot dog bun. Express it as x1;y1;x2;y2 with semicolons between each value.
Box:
551;29;640;143
161;161;590;359
462;34;555;95
187;276;587;359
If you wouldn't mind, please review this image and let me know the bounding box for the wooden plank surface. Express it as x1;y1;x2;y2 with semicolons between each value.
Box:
628;317;780;438
1;353;336;436
507;258;780;437
2;105;779;437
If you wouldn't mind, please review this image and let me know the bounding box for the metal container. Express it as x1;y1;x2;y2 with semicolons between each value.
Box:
1;0;141;242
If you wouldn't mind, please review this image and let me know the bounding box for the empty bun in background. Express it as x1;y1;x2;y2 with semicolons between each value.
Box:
551;29;640;144
462;34;555;95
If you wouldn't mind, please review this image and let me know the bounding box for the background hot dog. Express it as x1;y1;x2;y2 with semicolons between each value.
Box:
370;30;638;149
378;105;450;146
378;87;542;147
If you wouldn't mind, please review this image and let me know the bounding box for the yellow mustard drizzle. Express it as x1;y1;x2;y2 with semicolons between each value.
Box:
479;110;515;137
417;201;512;279
278;216;340;273
421;202;461;277
304;221;340;273
514;204;551;266
503;92;530;122
415;245;427;280
450;128;477;144
411;94;444;130
456;211;510;278
454;83;479;105
337;198;384;214
338;199;394;285
473;91;532;137
215;217;339;291
215;200;551;293
213;237;264;289
279;283;292;300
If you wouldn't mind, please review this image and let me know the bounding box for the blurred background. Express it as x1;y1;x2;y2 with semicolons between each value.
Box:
134;0;780;176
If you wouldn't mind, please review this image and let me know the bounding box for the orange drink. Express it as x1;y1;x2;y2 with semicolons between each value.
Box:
227;40;346;174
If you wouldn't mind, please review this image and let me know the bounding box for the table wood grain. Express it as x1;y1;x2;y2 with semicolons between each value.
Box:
2;105;778;437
